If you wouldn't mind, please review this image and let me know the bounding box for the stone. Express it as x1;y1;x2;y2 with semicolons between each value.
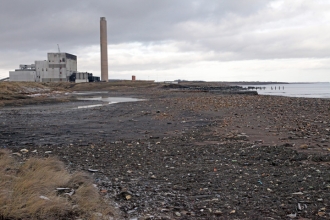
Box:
20;149;28;153
299;144;308;149
174;212;181;217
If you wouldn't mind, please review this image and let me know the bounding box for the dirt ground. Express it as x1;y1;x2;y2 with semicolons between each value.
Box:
0;82;329;219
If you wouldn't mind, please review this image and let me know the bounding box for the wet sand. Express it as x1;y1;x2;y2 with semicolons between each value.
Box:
1;85;329;219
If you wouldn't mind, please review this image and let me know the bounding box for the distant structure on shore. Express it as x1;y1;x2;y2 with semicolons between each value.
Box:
100;17;108;82
9;52;100;83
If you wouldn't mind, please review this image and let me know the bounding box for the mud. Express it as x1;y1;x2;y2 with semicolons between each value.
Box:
1;86;330;219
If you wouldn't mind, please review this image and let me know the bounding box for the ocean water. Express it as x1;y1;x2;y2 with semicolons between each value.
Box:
243;83;330;99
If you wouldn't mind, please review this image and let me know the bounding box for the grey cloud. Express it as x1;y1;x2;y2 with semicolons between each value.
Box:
1;0;329;79
0;0;271;50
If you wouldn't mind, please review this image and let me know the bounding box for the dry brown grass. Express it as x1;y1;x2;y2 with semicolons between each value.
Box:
0;82;74;105
0;81;158;102
0;82;49;95
0;150;117;220
0;81;158;95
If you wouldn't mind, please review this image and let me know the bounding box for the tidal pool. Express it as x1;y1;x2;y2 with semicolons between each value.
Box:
76;96;145;109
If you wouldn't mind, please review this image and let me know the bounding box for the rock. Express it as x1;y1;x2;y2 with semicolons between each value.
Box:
127;209;136;214
56;188;71;191
214;210;223;215
64;189;75;196
88;169;98;172
12;152;22;156
119;191;133;200
299;144;308;149
318;208;326;217
283;143;294;147
20;149;28;153
174;212;181;217
297;203;302;211
287;213;296;218
39;195;50;200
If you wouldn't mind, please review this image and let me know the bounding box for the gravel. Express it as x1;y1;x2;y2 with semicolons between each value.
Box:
1;87;329;219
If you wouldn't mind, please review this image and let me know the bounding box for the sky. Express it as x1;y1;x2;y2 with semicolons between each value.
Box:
0;0;329;82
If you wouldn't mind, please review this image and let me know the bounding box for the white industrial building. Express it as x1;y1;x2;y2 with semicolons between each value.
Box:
9;52;99;83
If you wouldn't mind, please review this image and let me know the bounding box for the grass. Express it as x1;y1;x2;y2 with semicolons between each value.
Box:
0;82;50;95
0;150;117;220
0;81;158;97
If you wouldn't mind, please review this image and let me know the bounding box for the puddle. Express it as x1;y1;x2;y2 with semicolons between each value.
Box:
77;104;105;109
76;97;145;109
77;97;104;101
77;96;144;103
73;91;109;95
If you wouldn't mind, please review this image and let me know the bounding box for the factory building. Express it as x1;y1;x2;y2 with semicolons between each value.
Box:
9;52;99;83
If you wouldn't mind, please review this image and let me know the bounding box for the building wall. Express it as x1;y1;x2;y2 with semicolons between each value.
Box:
75;79;88;83
66;57;77;73
9;71;37;82
46;53;76;82
75;72;89;83
9;52;80;82
35;61;48;82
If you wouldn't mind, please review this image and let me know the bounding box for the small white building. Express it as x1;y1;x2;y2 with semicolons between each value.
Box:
9;52;94;83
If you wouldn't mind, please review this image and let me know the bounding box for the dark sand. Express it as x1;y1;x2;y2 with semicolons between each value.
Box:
0;83;329;219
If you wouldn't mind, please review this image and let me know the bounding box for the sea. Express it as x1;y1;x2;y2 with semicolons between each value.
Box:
242;82;330;99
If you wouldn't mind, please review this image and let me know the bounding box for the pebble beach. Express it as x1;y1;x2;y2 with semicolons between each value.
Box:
0;82;329;219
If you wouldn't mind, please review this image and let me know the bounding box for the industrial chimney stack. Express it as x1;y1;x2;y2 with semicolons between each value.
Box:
100;17;108;82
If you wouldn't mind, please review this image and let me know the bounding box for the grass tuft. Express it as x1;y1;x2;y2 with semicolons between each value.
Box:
0;150;117;219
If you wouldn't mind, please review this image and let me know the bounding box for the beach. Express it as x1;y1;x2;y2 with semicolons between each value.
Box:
0;82;329;219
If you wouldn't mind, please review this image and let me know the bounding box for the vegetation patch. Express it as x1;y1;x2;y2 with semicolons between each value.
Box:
0;150;117;220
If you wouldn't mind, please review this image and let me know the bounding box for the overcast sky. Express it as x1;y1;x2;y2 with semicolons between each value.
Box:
1;0;329;82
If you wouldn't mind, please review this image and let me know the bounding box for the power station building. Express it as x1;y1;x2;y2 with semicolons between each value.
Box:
9;52;99;83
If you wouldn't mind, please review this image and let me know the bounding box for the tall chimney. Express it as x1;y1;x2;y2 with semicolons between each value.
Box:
100;17;108;82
